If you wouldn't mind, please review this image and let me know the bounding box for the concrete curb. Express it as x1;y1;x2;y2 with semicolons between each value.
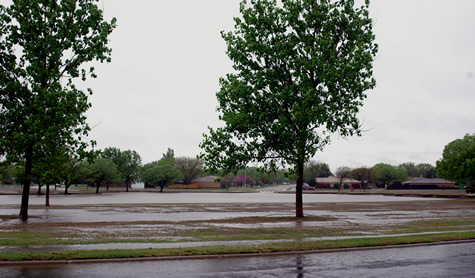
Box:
1;239;474;266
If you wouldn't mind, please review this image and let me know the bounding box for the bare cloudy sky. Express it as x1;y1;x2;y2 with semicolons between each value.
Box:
3;0;474;171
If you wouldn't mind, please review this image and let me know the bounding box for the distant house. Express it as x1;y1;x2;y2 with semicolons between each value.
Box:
192;176;221;188
397;177;456;190
316;176;362;189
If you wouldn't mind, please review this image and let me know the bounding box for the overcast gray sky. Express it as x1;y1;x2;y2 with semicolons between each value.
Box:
3;1;475;171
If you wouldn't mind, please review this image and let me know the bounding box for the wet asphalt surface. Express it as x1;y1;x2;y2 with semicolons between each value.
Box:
1;242;474;277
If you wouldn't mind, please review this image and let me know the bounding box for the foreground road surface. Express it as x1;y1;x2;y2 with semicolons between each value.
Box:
1;242;474;278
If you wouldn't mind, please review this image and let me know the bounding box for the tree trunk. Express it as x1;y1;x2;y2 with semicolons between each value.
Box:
45;184;50;207
295;161;304;218
125;177;129;192
160;185;164;192
106;183;109;191
19;145;33;222
96;182;100;194
37;184;42;195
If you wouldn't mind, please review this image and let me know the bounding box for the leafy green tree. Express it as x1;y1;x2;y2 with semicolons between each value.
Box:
400;162;436;178
162;148;175;161
141;161;183;192
59;157;83;195
200;0;377;217
268;170;292;185
399;162;418;178
416;163;436;178
372;163;408;186
31;143;71;196
31;146;64;203
437;133;475;193
0;0;116;221
8;163;26;185
304;161;332;186
0;156;9;182
87;158;121;194
102;148;142;192
173;157;203;185
57;153;94;195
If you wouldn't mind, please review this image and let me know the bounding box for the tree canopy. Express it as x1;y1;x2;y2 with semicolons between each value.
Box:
0;0;116;221
87;158;121;194
372;163;407;186
349;166;376;191
173;157;203;185
102;147;142;191
141;160;183;192
304;161;332;186
335;166;352;190
200;0;377;217
399;162;436;178
437;133;475;193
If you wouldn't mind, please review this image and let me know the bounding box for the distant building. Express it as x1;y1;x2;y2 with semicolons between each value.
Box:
316;176;362;189
192;176;221;188
399;177;456;190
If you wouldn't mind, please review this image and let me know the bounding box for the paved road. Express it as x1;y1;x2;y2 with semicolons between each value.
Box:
1;242;474;278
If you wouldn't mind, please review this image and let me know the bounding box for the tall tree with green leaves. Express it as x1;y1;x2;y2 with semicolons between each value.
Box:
372;163;407;186
200;0;377;217
0;0;116;221
59;155;85;195
304;160;332;186
399;162;418;178
87;158;121;194
102;148;142;192
141;160;183;192
162;148;175;161
416;163;436;178
173;157;203;185
437;133;475;193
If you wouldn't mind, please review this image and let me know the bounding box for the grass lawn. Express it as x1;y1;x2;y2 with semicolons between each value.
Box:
0;197;474;262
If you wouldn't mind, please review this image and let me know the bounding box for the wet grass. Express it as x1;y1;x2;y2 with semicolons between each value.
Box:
185;226;351;242
0;198;474;261
0;235;176;247
0;231;474;262
390;218;475;234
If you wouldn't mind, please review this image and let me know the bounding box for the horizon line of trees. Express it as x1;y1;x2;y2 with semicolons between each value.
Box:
302;160;438;190
0;147;205;194
0;150;441;193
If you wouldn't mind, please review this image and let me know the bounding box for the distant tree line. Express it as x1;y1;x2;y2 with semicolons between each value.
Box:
299;160;438;190
0;147;205;194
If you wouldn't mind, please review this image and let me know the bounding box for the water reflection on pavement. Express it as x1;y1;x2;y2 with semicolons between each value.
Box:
1;242;474;278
